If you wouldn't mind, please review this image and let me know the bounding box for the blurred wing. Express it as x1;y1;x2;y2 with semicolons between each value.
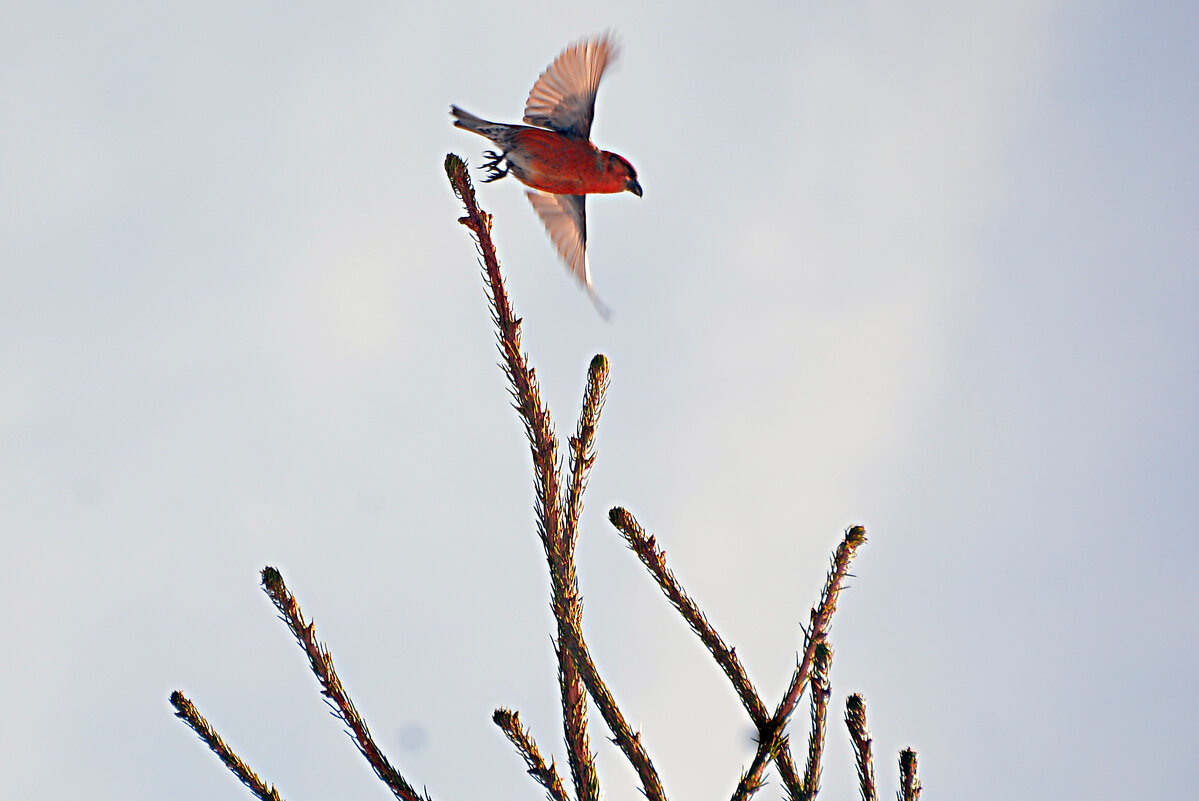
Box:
526;191;589;286
523;34;618;140
526;192;611;318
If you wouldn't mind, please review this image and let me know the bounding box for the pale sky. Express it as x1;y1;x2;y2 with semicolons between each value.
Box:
3;2;1197;800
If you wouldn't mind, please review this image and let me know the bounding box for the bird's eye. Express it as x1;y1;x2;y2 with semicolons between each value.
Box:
609;154;635;177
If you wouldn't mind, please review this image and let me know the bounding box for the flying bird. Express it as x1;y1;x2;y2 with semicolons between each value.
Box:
451;34;642;316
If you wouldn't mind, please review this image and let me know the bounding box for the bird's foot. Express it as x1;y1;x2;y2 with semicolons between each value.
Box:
480;150;509;183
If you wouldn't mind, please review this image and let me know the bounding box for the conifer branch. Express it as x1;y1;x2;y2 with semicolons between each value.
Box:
556;643;600;801
170;156;922;801
169;692;285;801
794;643;832;801
556;610;668;801
897;748;921;801
845;694;877;801
553;354;608;801
564;355;609;545
732;525;866;801
608;506;804;794
777;526;865;724
493;708;571;801
447;152;603;801
260;567;428;801
445;154;563;565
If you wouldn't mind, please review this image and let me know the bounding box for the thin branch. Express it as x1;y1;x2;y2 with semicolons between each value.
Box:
897;749;921;801
170;157;916;801
555;641;601;801
731;525;867;801
447;153;602;801
553;354;609;801
564;355;609;545
445;154;563;563
493;708;571;801
608;506;804;794
794;642;832;801
556;602;668;801
607;507;765;718
845;694;877;801
775;526;866;724
169;691;285;801
260;567;428;801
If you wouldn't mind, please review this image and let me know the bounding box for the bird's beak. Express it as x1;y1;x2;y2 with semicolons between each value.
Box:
627;179;643;197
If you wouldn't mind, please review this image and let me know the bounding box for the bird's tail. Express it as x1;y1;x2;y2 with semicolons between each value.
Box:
450;106;501;136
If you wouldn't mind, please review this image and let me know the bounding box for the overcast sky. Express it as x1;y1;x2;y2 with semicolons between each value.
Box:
3;2;1197;800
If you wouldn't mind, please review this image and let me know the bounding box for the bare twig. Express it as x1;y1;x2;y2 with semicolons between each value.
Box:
260;567;428;801
845;694;877;801
493;708;570;801
169;692;285;801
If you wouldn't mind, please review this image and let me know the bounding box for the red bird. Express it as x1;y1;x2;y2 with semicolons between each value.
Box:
452;34;642;316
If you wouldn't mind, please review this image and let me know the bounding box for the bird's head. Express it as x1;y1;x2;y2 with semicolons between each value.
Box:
606;152;643;197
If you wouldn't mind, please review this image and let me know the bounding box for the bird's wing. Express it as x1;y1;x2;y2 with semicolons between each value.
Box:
526;191;589;286
523;34;618;140
525;191;611;317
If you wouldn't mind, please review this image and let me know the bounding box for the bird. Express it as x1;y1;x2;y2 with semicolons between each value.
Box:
451;33;642;316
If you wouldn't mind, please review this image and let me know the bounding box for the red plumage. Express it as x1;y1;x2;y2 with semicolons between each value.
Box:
452;33;641;316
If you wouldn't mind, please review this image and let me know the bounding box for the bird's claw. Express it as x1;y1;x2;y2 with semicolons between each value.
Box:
480;149;509;183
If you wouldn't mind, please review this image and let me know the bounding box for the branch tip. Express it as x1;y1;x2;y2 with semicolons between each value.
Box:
260;566;283;592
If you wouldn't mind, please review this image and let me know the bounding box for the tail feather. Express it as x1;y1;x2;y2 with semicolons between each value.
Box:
450;105;496;135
